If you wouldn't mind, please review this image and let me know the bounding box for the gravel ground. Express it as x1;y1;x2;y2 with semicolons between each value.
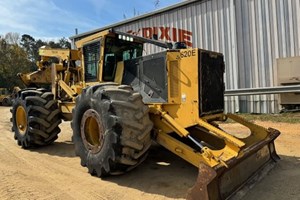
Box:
0;106;299;200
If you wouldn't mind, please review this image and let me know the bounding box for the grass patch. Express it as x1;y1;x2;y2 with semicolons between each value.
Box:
226;113;300;124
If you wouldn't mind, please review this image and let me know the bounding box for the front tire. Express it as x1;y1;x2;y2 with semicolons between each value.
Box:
72;84;152;177
11;89;61;148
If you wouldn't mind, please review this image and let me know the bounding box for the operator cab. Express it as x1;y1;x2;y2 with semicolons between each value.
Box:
81;30;171;84
82;32;144;83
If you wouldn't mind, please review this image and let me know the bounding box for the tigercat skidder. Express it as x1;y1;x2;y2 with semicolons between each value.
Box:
11;29;280;199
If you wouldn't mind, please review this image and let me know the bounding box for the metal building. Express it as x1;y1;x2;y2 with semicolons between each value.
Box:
70;0;300;113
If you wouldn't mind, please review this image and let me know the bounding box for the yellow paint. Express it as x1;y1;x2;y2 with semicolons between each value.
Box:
75;30;110;49
58;80;77;98
84;115;100;146
16;106;27;135
147;48;277;168
163;49;200;128
59;102;75;114
156;131;219;167
114;61;124;84
197;118;245;148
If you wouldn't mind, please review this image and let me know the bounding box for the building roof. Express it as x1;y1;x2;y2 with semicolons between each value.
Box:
69;0;200;40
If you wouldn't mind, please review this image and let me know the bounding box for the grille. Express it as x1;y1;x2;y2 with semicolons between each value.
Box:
169;60;180;98
199;50;225;116
143;57;166;89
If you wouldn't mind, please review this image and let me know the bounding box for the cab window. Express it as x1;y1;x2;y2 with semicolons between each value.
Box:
102;36;143;81
83;41;100;82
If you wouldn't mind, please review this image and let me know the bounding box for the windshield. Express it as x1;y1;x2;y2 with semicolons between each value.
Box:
102;36;143;81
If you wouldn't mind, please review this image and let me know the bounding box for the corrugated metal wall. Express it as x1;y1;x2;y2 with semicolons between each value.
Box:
235;0;300;113
113;0;300;113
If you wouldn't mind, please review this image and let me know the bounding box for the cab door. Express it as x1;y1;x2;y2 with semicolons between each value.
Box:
82;39;101;82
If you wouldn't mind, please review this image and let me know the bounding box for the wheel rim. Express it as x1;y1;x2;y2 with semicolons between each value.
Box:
80;109;104;154
16;106;27;135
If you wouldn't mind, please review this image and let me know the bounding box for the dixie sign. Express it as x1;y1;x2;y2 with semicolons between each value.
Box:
127;27;193;47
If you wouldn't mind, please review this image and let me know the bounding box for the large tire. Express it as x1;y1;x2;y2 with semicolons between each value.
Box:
10;88;61;148
2;97;9;106
72;83;153;177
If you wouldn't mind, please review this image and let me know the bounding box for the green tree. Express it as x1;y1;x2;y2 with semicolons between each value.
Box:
20;34;37;61
1;32;72;89
58;37;71;49
20;34;71;63
4;32;20;44
0;33;32;88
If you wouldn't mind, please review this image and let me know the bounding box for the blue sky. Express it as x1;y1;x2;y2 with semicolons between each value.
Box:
0;0;181;40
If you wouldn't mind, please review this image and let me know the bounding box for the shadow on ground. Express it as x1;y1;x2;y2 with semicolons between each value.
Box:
244;155;300;200
19;139;300;199
107;144;198;199
31;141;76;157
106;149;300;199
28;139;196;199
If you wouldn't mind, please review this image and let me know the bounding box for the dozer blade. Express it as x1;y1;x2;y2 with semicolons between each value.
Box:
187;128;280;200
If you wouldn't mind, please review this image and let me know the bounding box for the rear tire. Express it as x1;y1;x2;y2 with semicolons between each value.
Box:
72;83;152;177
10;89;61;148
2;98;9;106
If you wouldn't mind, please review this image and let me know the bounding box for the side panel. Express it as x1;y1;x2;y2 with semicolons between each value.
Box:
122;51;169;103
163;49;200;128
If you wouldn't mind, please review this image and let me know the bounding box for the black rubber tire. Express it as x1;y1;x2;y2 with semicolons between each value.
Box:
2;98;9;106
10;88;61;148
72;83;153;177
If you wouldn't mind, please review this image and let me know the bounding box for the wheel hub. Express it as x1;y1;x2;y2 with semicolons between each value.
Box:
16;106;27;135
80;109;104;154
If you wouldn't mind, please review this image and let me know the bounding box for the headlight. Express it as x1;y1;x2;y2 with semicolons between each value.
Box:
118;34;134;42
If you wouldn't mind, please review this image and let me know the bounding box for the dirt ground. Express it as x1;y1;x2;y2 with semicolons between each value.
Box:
0;106;299;200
